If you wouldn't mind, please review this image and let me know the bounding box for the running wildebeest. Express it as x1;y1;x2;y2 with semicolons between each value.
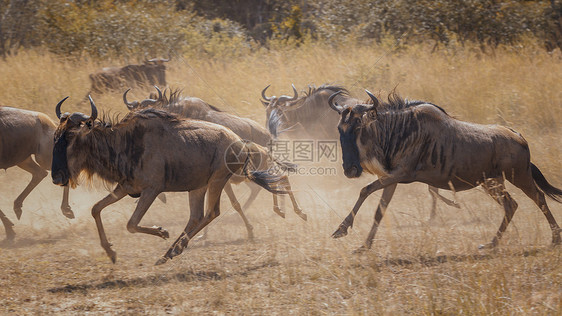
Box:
262;84;460;220
123;87;307;239
329;90;562;252
88;58;169;95
262;84;355;139
0;106;74;242
52;96;291;264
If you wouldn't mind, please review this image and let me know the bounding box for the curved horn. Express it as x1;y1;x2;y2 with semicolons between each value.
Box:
154;85;163;101
123;89;138;110
139;98;158;108
288;84;298;101
88;95;98;121
365;89;380;107
328;91;344;114
261;85;272;101
55;96;69;119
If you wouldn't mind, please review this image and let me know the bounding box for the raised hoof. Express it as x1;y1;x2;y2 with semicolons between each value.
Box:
273;207;286;219
331;225;349;239
153;226;169;239
61;207;75;219
155;257;169;266
106;250;117;264
14;207;22;221
295;210;308;221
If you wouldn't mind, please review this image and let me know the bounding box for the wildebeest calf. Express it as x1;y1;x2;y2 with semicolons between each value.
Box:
52;96;290;264
329;90;562;252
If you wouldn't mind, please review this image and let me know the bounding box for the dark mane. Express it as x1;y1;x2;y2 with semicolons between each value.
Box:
163;88;223;112
304;84;350;98
368;91;448;115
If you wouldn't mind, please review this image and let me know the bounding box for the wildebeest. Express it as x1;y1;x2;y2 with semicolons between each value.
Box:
329;90;562;252
52;96;291;264
0;106;74;242
262;84;356;139
263;84;460;220
123;87;307;239
88;58;169;95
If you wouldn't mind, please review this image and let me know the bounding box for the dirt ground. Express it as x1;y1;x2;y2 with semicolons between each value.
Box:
0;166;561;315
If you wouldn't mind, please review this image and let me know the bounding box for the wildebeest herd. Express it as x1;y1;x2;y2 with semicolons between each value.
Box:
0;60;561;265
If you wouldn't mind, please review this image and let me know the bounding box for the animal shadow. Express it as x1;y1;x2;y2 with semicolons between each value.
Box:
47;260;280;294
0;237;60;249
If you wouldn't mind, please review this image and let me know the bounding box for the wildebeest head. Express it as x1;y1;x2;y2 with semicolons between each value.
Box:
261;84;298;137
123;85;164;110
52;96;98;187
329;90;379;178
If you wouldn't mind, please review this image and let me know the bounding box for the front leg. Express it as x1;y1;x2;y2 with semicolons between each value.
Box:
92;185;127;263
126;187;168;239
332;177;401;239
60;186;75;219
354;183;398;253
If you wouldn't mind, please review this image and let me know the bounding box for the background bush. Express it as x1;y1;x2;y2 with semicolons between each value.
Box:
1;0;561;60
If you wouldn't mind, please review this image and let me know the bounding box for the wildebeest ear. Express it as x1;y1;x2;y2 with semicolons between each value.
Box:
261;100;269;107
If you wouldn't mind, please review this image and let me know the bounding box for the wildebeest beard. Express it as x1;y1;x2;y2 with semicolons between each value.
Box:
52;131;71;186
340;126;363;178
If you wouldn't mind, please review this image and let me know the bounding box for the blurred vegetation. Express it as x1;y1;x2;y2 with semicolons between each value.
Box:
0;0;561;60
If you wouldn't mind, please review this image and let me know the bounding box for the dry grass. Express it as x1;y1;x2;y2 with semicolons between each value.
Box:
0;42;561;314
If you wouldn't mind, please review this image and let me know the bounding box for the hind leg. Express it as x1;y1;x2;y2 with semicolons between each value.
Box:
14;157;48;220
479;178;519;249
514;176;561;245
158;177;228;265
224;182;254;240
279;176;307;221
0;209;15;242
241;182;261;211
428;186;460;222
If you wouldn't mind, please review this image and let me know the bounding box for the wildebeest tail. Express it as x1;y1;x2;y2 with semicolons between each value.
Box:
531;163;562;202
236;141;290;194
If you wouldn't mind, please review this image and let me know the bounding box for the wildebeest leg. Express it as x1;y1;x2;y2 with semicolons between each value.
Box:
516;177;561;245
164;187;208;257
279;176;307;221
0;209;15;242
91;185;128;263
241;182;261;211
126;188;169;239
60;186;75;219
332;177;404;238
13;157;48;220
427;186;460;222
479;178;518;249
224;182;254;240
272;194;286;218
158;179;227;265
355;183;398;253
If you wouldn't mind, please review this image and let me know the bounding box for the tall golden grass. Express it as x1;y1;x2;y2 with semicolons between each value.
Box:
0;41;560;314
1;40;559;173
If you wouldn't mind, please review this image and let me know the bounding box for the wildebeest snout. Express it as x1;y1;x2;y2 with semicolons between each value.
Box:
344;165;362;178
52;171;69;186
